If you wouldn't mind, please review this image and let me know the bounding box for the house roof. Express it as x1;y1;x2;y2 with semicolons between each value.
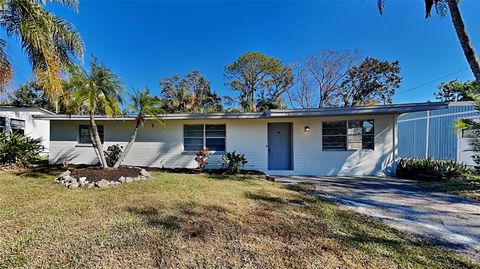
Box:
32;102;449;121
0;105;56;115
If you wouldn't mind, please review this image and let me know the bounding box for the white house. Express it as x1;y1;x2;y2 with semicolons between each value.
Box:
34;102;447;176
0;105;53;153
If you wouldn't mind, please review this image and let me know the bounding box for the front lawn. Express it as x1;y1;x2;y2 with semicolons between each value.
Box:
0;169;477;268
417;174;480;201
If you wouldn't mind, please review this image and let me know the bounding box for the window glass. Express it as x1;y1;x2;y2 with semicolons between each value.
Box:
10;119;25;135
184;124;226;151
322;121;347;150
79;125;104;144
0;117;5;133
184;138;204;151
184;125;204;137
323;120;374;151
206;138;226;151
205;124;226;137
347;120;374;150
462;128;477;138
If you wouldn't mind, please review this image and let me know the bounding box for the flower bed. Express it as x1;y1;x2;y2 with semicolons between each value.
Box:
54;167;151;189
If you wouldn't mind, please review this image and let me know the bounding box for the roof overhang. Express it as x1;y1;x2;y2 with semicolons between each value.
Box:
266;102;449;118
32;102;449;121
0;105;56;115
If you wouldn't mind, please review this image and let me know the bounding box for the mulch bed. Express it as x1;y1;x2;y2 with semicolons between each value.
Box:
70;167;141;182
145;167;265;176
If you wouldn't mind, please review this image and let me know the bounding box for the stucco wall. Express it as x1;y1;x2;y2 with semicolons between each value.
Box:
49;114;395;176
0;107;50;153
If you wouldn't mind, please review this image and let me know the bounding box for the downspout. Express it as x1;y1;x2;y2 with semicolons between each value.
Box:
425;110;430;158
392;114;399;176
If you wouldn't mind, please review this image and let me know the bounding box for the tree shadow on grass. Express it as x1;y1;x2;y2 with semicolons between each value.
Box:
125;206;182;231
14;165;63;179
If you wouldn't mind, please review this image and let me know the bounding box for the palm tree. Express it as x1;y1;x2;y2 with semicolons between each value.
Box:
378;0;480;82
113;88;164;168
0;0;84;109
65;57;124;168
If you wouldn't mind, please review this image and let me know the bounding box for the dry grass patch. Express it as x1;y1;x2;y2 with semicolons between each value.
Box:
0;169;478;268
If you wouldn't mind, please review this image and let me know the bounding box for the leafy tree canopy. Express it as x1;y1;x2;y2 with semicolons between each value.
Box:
224;52;293;112
337;57;402;106
435;80;479;102
160;71;222;113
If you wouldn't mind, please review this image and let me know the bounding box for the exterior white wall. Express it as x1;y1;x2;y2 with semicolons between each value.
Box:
49;114;395;176
0;107;51;153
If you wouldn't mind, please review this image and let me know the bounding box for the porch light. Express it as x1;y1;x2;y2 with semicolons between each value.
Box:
304;126;310;133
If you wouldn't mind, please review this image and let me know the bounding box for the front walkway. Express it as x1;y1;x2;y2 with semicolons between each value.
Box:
276;176;480;263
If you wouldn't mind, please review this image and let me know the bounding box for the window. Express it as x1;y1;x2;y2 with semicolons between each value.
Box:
347;120;374;150
462;128;476;138
322;120;374;151
0;117;5;133
79;125;104;144
10;119;25;135
184;124;226;151
322;121;347;151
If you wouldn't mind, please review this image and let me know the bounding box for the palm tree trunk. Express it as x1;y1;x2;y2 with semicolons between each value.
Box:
89;114;108;168
447;0;480;82
113;119;141;168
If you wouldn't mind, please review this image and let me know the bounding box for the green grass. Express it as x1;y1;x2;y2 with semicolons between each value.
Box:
417;174;480;201
0;168;478;268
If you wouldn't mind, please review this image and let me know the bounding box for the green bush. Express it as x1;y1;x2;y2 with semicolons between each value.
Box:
221;151;248;174
0;132;44;166
396;158;469;181
104;144;123;167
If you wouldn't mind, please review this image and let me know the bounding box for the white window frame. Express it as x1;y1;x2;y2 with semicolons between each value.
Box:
183;124;226;152
78;125;104;144
10;118;25;135
0;117;6;133
322;120;374;151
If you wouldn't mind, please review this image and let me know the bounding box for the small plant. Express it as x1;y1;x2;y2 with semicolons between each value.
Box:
0;132;44;167
195;148;211;170
396;158;469;181
104;144;123;167
221;151;248;174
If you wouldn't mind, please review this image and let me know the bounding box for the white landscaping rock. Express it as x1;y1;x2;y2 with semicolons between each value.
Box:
59;170;71;178
79;177;87;184
95;179;110;188
140;169;151;178
118;176;126;183
68;182;80;189
125;177;133;183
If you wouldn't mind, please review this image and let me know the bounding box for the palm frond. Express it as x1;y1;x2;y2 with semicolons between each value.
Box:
1;0;83;101
0;38;13;91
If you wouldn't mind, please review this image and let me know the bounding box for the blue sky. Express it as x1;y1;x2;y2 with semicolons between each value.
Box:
3;0;480;104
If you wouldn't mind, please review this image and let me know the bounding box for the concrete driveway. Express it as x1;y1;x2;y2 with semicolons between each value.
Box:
276;176;480;263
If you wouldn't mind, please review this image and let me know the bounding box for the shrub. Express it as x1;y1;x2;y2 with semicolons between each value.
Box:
396;158;469;181
0;132;44;167
104;144;123;167
195;148;211;170
221;151;248;174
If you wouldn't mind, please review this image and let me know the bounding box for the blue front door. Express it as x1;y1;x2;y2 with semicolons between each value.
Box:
268;123;293;170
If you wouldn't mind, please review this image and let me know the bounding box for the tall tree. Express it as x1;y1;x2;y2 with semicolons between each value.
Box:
288;50;361;108
378;0;480;82
160;71;222;113
336;57;402;106
65;57;124;168
434;80;479;102
256;65;293;111
0;0;84;108
113;88;164;168
7;80;70;112
224;52;292;112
